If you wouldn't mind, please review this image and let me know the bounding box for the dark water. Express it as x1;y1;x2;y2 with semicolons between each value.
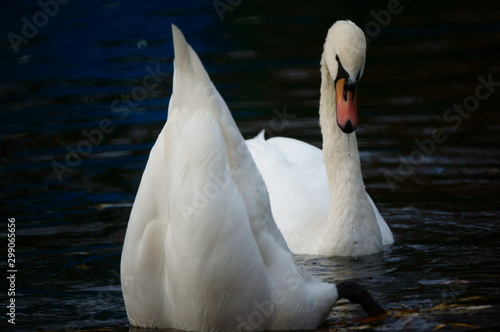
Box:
1;0;499;331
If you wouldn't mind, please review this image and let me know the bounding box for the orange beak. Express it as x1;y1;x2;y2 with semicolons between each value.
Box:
335;78;358;134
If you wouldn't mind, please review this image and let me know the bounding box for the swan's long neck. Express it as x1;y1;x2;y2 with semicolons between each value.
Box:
318;54;381;256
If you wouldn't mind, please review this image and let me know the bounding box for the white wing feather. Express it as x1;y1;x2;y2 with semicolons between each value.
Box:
121;25;337;331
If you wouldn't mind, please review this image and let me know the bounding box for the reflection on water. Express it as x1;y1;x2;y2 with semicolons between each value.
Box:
1;0;499;330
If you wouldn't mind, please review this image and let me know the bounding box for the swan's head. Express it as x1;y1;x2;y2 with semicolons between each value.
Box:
323;20;366;134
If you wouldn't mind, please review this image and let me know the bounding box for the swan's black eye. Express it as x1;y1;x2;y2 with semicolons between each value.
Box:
335;55;349;83
342;80;357;101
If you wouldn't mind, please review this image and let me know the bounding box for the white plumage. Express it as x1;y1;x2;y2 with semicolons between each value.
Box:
120;25;339;330
246;20;394;256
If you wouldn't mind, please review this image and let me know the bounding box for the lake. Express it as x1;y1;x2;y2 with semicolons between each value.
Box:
1;0;499;330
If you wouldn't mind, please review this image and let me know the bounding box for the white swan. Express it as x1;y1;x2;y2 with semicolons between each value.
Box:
121;24;384;330
246;20;394;257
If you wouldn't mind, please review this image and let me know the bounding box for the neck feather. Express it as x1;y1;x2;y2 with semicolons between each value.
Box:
318;54;381;256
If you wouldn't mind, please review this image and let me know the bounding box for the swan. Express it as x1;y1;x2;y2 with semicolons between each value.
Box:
120;24;384;330
246;20;394;257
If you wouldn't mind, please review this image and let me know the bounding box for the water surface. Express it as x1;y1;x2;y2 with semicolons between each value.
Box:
1;0;499;330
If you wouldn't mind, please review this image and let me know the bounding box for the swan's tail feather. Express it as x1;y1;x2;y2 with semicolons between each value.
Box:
171;25;211;98
168;26;289;252
169;25;241;150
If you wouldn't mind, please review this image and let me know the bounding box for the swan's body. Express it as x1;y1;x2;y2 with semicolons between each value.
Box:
246;21;393;256
121;25;339;330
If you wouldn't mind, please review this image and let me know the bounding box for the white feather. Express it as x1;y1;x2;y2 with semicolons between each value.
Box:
121;25;338;330
246;20;394;257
